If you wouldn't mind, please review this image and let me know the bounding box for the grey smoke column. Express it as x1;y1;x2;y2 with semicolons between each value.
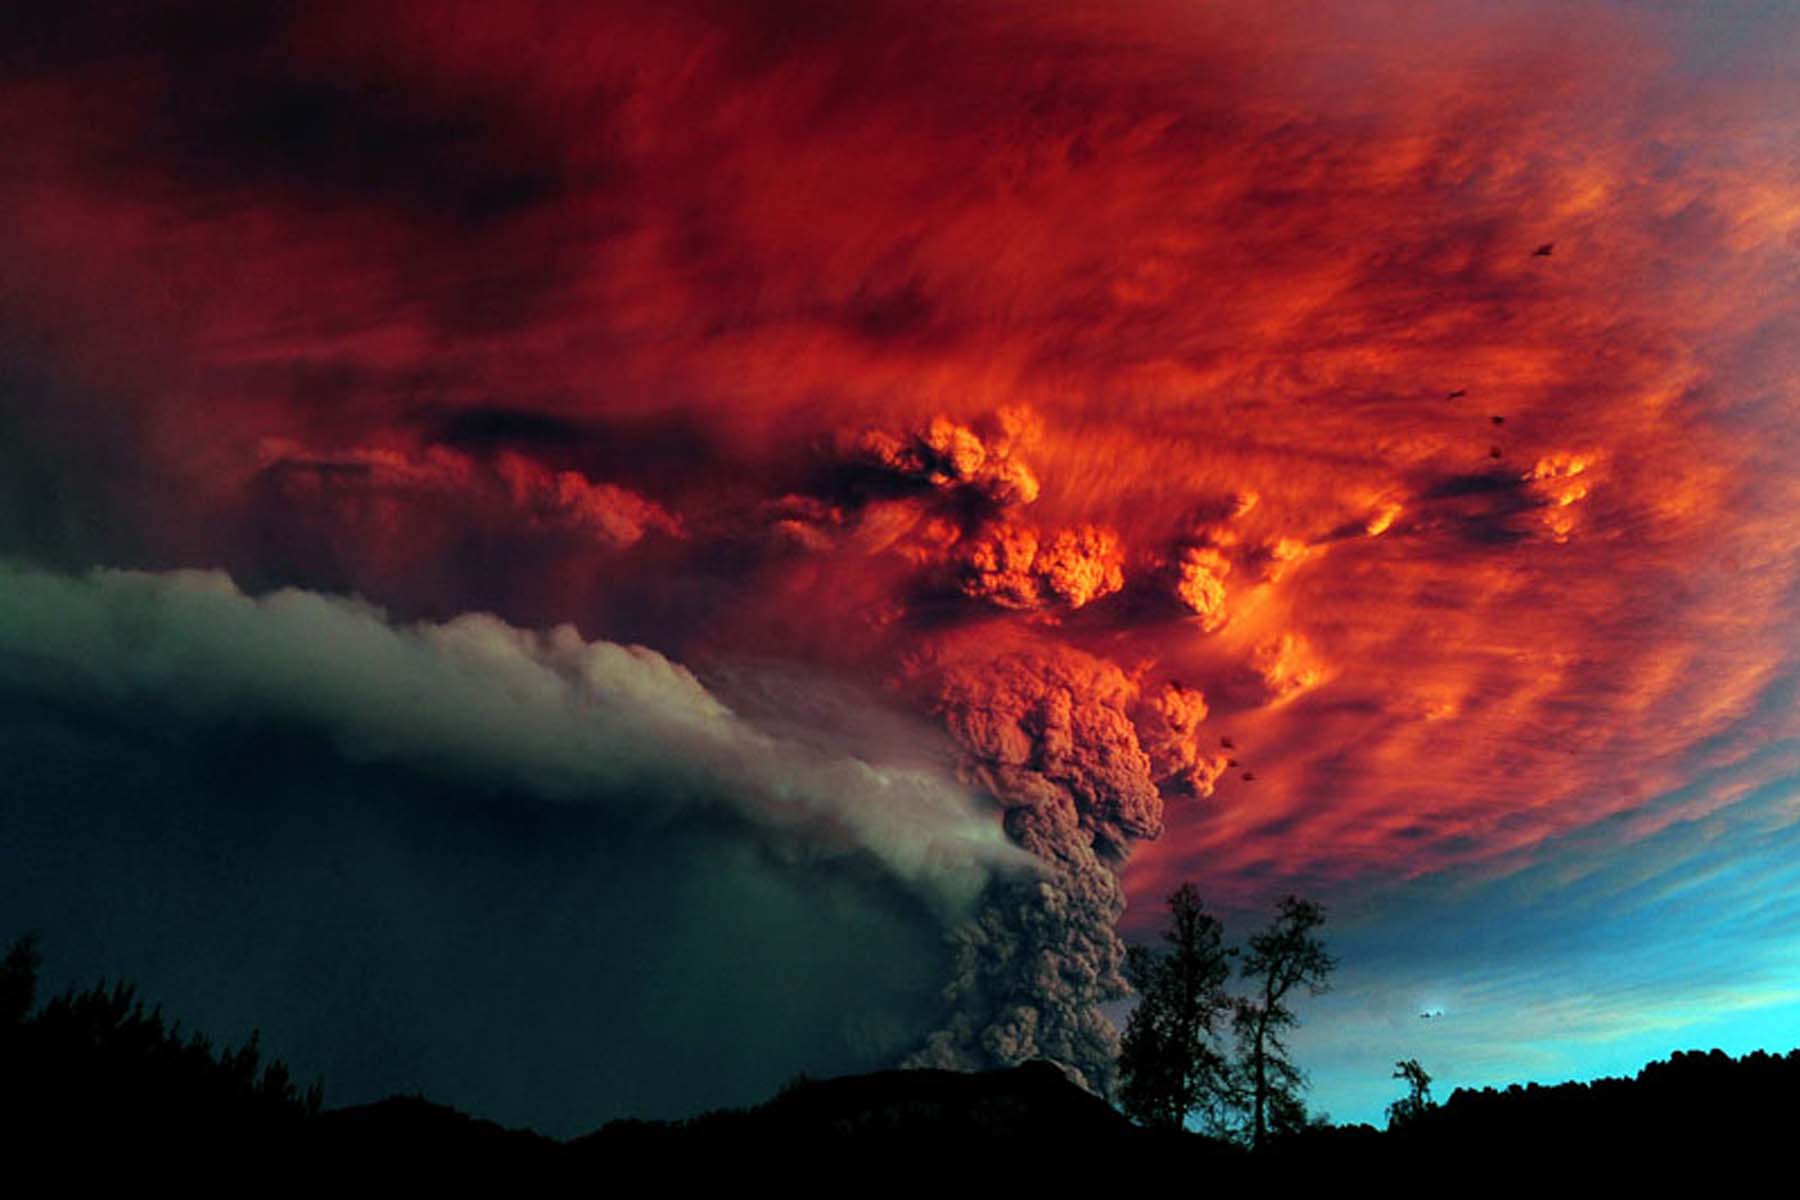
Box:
907;647;1182;1095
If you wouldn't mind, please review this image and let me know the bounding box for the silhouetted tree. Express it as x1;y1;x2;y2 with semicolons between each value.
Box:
1;933;40;1027
1;931;324;1148
1117;884;1236;1131
1232;895;1335;1149
1386;1058;1434;1130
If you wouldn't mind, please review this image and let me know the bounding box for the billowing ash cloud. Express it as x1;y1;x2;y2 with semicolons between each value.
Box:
959;521;1127;613
931;648;1165;858
849;414;1042;509
258;441;682;551
1135;682;1230;799
1169;543;1232;628
0;560;1030;916
898;643;1209;1092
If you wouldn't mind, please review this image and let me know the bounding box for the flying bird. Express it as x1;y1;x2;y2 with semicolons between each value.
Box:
1533;242;1555;257
1445;389;1467;400
1220;736;1236;750
1490;415;1505;426
1489;446;1503;459
1241;771;1257;782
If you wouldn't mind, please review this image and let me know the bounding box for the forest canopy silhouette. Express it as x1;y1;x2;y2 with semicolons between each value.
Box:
1;933;321;1149
11;929;1800;1172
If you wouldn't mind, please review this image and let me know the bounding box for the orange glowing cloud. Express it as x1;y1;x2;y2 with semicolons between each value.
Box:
3;0;1799;934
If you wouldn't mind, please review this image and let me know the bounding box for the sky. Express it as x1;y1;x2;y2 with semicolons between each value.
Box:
2;0;1798;1133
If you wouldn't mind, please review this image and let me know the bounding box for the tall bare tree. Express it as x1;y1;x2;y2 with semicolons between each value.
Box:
1233;895;1336;1149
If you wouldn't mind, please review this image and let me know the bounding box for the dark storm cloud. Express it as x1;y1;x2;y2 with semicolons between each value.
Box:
0;363;159;569
0;710;957;1134
163;74;560;223
1413;468;1542;545
4;0;563;223
0;561;1037;1131
430;406;593;452
0;562;1026;909
0;0;283;76
421;406;735;494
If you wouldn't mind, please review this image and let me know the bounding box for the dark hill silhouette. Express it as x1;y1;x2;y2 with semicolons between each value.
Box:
11;933;1800;1171
567;1059;1245;1177
307;1094;558;1166
572;1060;1216;1156
600;1059;1127;1143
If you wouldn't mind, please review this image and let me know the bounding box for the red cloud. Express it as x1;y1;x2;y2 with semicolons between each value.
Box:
4;0;1799;939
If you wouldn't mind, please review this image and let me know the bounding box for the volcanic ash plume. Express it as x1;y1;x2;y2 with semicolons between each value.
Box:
256;442;682;552
960;522;1127;613
851;415;1043;509
0;562;1030;917
904;645;1207;1093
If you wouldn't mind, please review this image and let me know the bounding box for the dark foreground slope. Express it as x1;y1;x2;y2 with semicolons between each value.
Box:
9;941;1800;1173
301;1043;1800;1175
571;1060;1237;1165
20;1038;1800;1176
295;1060;1238;1170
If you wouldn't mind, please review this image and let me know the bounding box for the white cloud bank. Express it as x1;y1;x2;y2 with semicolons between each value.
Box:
0;561;1034;916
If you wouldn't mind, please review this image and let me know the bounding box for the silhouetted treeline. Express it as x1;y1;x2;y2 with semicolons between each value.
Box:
1396;1047;1800;1158
1273;1045;1800;1173
9;930;1800;1172
1;934;322;1156
578;1045;1800;1175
